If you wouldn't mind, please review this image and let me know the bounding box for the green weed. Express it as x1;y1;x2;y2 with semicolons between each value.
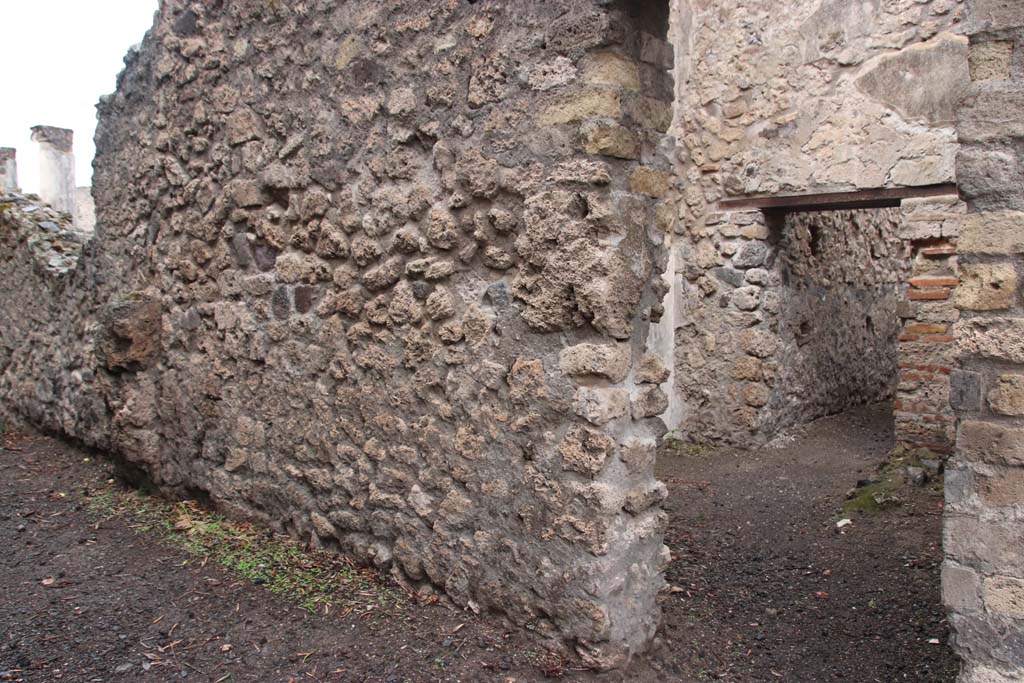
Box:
841;444;944;515
659;436;711;458
84;482;404;615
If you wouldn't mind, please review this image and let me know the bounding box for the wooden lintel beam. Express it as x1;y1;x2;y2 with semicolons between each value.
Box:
717;183;959;214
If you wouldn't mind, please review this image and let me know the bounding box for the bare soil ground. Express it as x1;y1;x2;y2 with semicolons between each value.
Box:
649;403;958;682
0;403;958;683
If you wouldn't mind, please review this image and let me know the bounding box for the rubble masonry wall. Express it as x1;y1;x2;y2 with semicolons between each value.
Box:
0;0;678;667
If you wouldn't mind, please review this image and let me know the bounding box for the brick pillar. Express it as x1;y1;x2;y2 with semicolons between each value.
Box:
895;239;960;452
943;2;1024;682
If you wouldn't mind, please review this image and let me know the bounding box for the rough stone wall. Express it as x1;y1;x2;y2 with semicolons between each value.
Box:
668;0;968;445
0;0;677;667
943;2;1024;681
0;192;96;447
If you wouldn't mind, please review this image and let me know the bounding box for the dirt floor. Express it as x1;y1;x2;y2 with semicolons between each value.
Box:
0;403;958;683
651;403;958;683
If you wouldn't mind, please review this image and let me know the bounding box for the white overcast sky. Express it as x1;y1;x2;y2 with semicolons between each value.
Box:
0;1;159;193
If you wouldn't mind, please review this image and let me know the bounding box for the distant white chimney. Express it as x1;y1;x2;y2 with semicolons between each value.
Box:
31;126;77;225
0;147;16;194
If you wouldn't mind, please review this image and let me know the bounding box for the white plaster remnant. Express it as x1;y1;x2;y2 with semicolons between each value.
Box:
31;125;77;225
0;148;17;193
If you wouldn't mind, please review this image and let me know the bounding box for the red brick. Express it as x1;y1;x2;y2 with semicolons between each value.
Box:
913;237;955;248
896;403;932;414
898;332;954;342
900;370;945;382
896;405;952;417
907;288;952;301
905;322;949;335
909;276;960;288
899;363;952;374
920;245;958;257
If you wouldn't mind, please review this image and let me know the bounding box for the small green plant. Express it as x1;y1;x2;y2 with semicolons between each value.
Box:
841;444;944;514
843;478;902;514
84;481;404;615
660;436;711;458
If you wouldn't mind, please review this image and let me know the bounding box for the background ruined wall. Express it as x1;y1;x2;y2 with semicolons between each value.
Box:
765;208;909;435
668;0;968;445
670;206;911;443
0;0;678;666
943;1;1024;681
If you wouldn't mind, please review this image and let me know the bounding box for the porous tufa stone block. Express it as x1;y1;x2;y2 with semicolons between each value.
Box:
965;0;1024;33
580;120;641;159
969;41;1014;81
560;343;631;383
628;167;672;198
983;575;1024;619
559;425;616;477
959;211;1024;254
957;421;1024;466
536;88;622;126
635;354;670;384
955;263;1017;311
573;387;632;425
95;296;163;372
954;318;1024;364
989;374;1024;416
583;51;641;90
632;385;669;419
957;83;1024;144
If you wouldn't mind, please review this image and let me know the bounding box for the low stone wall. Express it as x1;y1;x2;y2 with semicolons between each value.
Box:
0;0;677;667
0;192;102;442
944;2;1024;681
